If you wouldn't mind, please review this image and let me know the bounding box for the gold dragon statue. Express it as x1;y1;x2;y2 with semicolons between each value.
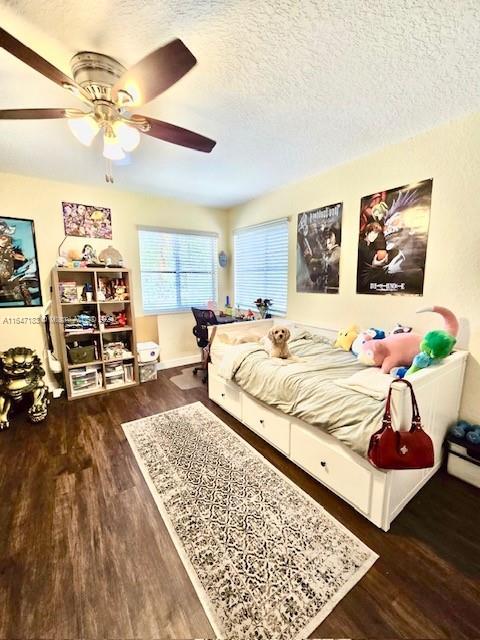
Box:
0;347;49;430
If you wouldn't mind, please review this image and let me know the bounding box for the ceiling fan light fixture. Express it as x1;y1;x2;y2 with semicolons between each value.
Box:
113;120;140;152
67;114;100;146
103;131;126;160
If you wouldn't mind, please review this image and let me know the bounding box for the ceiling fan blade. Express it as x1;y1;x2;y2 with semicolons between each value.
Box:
134;115;216;153
0;27;87;98
0;108;68;119
112;39;197;106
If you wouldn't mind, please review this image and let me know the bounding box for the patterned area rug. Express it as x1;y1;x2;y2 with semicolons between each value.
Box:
123;402;378;639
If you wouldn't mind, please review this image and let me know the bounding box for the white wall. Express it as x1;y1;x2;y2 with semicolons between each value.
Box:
229;112;480;422
0;172;229;366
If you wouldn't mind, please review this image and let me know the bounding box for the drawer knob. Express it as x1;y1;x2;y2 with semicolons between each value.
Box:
221;393;225;398
320;461;327;468
259;419;264;425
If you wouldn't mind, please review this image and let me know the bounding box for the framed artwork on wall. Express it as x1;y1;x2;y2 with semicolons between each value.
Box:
0;216;43;307
62;201;112;239
356;179;432;296
296;202;342;293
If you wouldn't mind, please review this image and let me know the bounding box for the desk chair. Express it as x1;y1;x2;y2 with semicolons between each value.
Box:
191;308;219;383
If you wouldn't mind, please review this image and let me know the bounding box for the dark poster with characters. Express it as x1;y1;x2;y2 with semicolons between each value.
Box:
0;216;42;307
356;179;432;296
296;203;342;293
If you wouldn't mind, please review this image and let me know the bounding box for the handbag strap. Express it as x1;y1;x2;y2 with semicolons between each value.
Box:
383;378;421;429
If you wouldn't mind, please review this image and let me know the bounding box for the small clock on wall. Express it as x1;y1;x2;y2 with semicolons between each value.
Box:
218;251;228;268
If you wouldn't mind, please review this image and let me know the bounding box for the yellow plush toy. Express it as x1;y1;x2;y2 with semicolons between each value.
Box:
335;325;359;351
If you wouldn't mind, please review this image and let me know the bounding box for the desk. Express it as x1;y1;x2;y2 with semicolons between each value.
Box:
216;316;235;325
215;315;251;325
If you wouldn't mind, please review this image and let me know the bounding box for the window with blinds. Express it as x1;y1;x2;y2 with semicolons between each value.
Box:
138;228;218;314
234;219;289;315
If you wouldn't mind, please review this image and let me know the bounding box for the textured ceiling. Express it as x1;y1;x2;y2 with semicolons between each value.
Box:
1;0;479;207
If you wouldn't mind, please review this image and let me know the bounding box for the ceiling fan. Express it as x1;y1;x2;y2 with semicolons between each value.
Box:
0;27;216;182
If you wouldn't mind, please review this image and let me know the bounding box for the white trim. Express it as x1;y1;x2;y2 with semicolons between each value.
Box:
156;354;200;370
143;309;193;317
387;461;442;524
123;401;377;639
137;224;218;237
233;216;289;233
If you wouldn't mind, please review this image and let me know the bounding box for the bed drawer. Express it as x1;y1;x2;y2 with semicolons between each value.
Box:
209;374;242;420
242;394;290;455
290;424;372;514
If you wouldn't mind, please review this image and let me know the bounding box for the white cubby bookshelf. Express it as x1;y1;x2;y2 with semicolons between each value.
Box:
51;267;139;400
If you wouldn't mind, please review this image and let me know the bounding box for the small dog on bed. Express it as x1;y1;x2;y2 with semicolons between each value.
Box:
268;326;295;359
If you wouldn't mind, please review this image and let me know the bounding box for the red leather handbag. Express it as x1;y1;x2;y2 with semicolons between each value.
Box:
368;378;434;470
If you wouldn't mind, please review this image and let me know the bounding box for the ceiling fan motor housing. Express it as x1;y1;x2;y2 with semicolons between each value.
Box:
70;51;126;103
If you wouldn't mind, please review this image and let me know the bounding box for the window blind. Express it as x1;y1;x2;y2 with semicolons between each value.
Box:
234;218;289;315
138;228;218;313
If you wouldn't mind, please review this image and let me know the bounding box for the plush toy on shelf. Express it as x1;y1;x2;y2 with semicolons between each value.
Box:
405;306;458;377
334;325;359;351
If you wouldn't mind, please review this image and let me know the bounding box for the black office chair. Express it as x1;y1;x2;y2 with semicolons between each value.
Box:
191;308;218;383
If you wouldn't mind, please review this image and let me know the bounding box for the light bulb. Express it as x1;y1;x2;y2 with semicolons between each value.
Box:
113;121;140;152
67;115;100;146
103;132;126;160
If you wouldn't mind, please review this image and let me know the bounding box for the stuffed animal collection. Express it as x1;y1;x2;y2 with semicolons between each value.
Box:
449;420;480;445
335;306;458;376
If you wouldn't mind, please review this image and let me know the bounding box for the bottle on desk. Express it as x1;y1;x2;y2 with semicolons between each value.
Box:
224;295;233;317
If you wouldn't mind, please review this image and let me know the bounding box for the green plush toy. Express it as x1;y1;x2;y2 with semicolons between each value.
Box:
406;330;456;375
422;330;456;359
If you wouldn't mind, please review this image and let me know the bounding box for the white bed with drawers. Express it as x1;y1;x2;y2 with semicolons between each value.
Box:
208;319;467;531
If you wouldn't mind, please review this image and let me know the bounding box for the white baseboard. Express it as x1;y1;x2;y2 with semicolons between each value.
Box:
156;354;201;371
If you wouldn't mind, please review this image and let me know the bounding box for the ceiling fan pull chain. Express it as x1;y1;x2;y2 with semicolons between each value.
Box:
105;158;114;183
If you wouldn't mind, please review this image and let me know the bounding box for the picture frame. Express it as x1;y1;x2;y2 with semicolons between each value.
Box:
0;216;43;307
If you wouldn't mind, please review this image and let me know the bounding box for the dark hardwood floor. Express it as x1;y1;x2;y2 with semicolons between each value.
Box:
0;368;479;639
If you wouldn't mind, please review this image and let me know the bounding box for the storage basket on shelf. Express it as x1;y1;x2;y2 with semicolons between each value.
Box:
67;344;96;365
446;434;480;489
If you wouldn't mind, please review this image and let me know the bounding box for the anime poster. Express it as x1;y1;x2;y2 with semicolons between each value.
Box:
356;179;432;295
62;201;112;239
0;216;42;307
296;202;342;293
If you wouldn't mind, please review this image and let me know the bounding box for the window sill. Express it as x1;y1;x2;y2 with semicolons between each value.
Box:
143;309;195;316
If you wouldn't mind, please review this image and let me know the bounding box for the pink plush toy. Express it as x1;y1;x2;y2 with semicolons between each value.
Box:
357;332;421;373
357;306;458;373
